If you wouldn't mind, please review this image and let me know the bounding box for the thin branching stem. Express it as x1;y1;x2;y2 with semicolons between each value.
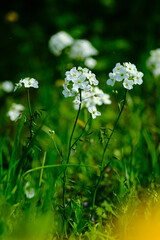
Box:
92;89;127;211
51;134;63;162
63;90;82;208
71;116;91;149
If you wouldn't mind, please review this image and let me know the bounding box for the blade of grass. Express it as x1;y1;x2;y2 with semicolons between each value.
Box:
5;114;25;196
39;152;46;187
22;164;97;178
0;141;4;192
143;129;159;177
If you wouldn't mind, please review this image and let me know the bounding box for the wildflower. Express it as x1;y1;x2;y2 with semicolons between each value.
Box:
107;73;116;86
7;103;24;121
14;78;39;91
83;202;88;206
62;67;98;98
123;79;134;90
134;72;143;85
107;62;143;90
63;67;111;119
22;78;39;88
91;217;95;222
0;81;14;92
89;214;95;222
82;87;111;108
69;40;98;60
24;182;35;199
14;82;22;92
72;76;88;92
84;57;97;69
49;31;74;56
88;106;101;119
124;62;137;76
86;71;99;85
146;48;160;77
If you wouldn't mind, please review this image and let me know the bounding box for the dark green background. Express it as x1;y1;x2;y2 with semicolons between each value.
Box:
1;0;160;81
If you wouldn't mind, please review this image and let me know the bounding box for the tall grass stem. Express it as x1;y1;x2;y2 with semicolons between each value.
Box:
92;89;127;210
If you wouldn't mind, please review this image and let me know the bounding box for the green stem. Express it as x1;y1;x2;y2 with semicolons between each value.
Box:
63;91;82;208
27;89;32;117
51;134;63;162
27;89;33;139
92;89;127;210
71;116;91;149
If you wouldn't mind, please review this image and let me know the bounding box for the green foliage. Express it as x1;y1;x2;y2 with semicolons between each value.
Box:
0;0;160;239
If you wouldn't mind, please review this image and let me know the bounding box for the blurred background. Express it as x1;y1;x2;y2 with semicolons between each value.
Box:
1;0;160;80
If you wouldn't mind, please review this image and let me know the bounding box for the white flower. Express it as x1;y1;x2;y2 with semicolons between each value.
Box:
14;77;39;91
84;84;93;92
88;106;101;119
7;103;24;121
72;76;88;92
147;48;160;77
153;68;160;77
66;67;82;82
115;68;129;82
7;110;20;121
123;79;134;90
62;87;71;98
23;78;39;88
84;57;97;69
73;97;81;110
113;63;123;73
86;71;99;85
62;67;98;98
49;31;74;56
63;67;111;119
124;62;137;76
106;73;116;86
0;81;14;92
69;40;98;59
73;86;111;118
107;62;143;90
101;93;112;104
134;72;143;85
14;82;22;92
24;182;35;199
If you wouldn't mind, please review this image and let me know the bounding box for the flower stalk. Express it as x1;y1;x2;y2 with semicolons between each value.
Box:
92;89;127;211
27;89;33;139
63;90;82;209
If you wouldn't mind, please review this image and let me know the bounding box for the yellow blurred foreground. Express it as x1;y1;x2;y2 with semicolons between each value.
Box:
117;196;160;240
3;194;160;240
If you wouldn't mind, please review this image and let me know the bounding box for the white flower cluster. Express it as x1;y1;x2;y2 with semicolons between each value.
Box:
14;78;39;91
48;31;74;56
49;31;98;68
7;103;24;121
74;87;111;119
147;49;160;77
63;67;111;119
63;67;98;97
107;62;143;90
69;40;98;60
0;81;14;93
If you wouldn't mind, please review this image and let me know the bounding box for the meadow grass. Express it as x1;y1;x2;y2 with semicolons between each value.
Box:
0;45;160;240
